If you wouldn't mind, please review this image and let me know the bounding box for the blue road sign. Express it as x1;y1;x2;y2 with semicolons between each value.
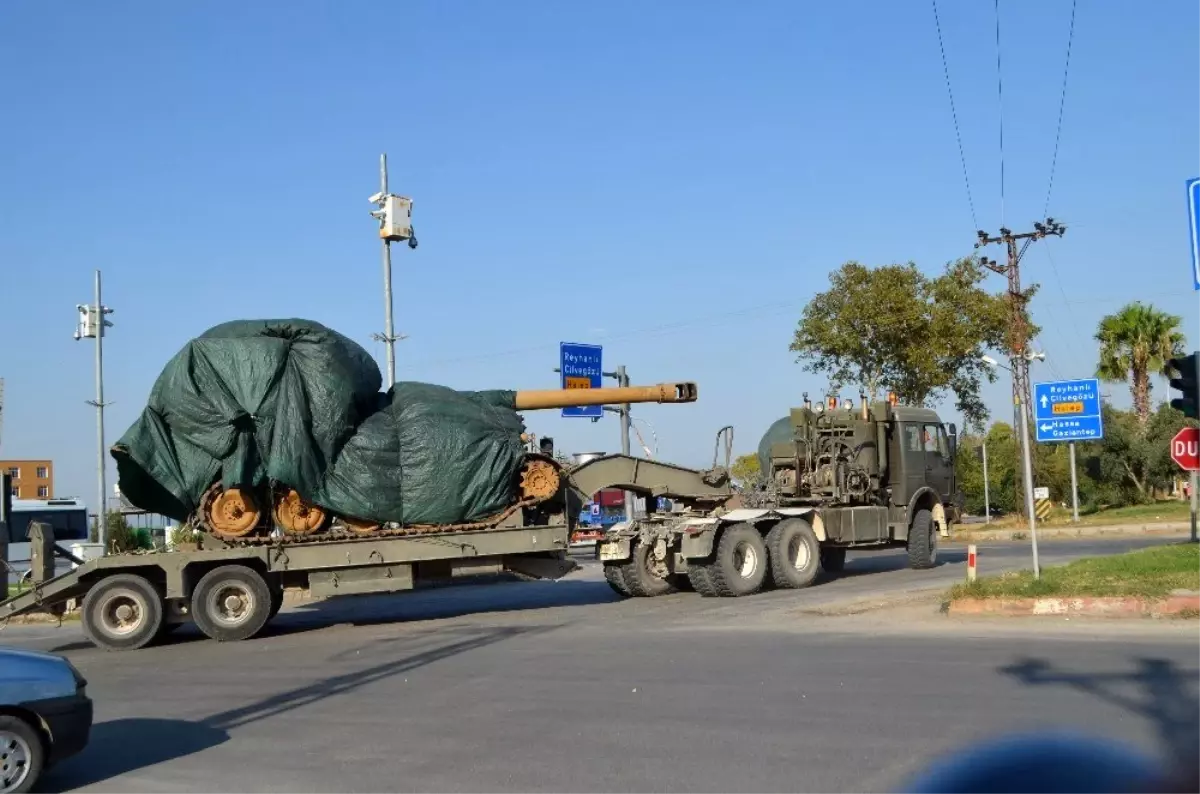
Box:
1033;378;1104;443
560;342;603;418
1188;177;1200;290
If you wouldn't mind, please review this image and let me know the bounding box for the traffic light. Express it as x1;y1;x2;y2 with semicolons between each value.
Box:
1167;351;1200;418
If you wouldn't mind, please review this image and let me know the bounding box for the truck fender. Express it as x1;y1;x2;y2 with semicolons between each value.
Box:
906;488;950;538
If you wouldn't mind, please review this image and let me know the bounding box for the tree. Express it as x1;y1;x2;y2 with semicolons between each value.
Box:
730;453;762;490
789;257;1014;429
1095;302;1185;428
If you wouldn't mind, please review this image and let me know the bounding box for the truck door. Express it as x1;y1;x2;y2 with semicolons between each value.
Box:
901;423;928;502
921;423;954;502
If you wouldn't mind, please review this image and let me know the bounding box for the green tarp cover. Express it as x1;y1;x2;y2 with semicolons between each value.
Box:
757;415;793;475
111;319;527;525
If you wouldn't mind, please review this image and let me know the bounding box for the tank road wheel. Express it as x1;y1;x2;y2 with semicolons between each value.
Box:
766;517;823;589
205;486;263;538
191;565;273;642
907;508;938;570
273;489;328;536
617;541;678;598
518;459;561;501
604;564;632;597
342;515;381;535
704;522;768;597
81;573;165;651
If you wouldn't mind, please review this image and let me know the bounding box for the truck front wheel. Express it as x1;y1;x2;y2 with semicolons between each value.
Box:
704;523;768;597
191;565;273;642
766;518;822;589
81;573;165;651
907;508;938;569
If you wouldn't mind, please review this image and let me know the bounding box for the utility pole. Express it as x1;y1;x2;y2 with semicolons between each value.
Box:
369;153;416;386
976;219;1066;520
74;270;114;552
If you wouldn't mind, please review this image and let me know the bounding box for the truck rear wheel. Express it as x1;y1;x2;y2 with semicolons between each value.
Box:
704;522;767;597
616;542;678;598
907;508;938;569
686;564;718;597
191;565;273;642
81;573;165;651
766;518;821;589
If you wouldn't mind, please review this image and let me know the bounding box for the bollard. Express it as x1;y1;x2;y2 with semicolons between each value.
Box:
967;543;977;583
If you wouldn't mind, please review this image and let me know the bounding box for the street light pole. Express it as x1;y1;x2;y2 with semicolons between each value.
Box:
1017;393;1041;578
982;352;1042;578
75;270;114;552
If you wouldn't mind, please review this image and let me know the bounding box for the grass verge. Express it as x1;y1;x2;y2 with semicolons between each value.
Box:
981;500;1190;529
948;542;1200;600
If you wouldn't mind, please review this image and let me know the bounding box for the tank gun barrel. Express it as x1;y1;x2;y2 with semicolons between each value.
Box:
513;382;697;410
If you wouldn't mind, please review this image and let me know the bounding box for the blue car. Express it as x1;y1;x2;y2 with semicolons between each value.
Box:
0;647;92;793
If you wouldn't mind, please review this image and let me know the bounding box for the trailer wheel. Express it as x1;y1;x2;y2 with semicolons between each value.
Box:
686;564;718;597
765;518;822;589
705;522;767;597
268;586;284;620
191;565;273;642
616;542;677;598
907;508;937;569
603;564;632;597
81;573;165;651
820;547;847;573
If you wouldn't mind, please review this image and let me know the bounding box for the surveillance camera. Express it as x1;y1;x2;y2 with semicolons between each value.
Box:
368;191;385;204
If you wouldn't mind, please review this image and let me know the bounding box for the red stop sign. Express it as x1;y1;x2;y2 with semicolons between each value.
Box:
1171;427;1200;471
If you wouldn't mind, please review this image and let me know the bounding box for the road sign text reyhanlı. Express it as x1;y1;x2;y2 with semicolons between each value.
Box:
1170;427;1200;472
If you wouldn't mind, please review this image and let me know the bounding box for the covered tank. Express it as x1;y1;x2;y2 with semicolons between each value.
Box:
111;318;697;543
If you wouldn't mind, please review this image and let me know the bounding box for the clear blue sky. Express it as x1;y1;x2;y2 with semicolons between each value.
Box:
1;1;1197;511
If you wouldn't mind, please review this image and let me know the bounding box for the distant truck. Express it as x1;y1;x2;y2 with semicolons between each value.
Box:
596;394;962;597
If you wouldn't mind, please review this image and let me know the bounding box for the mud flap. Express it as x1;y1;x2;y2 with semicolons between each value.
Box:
505;553;580;580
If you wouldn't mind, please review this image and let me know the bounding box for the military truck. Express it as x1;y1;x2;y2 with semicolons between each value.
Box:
596;393;962;597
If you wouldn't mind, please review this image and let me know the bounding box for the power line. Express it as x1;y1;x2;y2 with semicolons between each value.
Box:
931;0;978;229
992;0;1007;225
1040;239;1083;361
1043;0;1078;217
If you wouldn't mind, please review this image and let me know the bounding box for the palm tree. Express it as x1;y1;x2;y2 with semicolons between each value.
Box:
1095;302;1186;428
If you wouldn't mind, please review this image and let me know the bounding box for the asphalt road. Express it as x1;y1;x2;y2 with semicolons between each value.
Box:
3;535;1197;792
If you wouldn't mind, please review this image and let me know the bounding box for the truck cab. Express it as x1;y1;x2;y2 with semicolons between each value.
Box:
886;405;959;524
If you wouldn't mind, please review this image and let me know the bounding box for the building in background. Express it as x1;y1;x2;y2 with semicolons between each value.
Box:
1;459;53;499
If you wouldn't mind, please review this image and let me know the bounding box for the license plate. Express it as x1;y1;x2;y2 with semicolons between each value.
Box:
598;543;624;561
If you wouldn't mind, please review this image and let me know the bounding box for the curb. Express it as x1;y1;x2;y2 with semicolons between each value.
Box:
948;591;1200;618
950;523;1189;542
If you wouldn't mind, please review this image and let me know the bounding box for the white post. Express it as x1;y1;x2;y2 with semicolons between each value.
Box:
967;543;978;582
1068;441;1080;523
982;441;990;524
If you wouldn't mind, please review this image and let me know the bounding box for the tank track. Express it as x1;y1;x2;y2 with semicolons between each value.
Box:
192;456;563;548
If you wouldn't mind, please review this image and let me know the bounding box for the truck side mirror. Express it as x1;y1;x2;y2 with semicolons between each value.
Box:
947;424;958;459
